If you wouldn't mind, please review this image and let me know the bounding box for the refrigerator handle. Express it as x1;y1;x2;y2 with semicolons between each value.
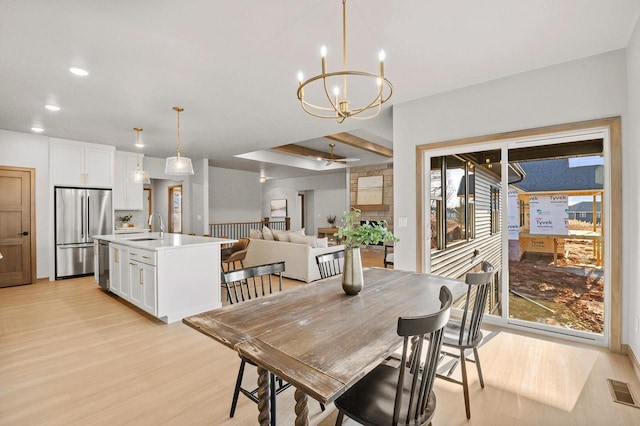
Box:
81;194;86;240
87;195;91;240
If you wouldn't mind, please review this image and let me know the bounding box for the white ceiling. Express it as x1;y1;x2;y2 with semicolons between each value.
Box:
1;0;638;179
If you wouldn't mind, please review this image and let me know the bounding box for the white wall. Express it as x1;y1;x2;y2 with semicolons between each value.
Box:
0;130;50;278
625;17;640;360
393;50;628;338
190;159;209;235
262;172;349;234
209;167;262;223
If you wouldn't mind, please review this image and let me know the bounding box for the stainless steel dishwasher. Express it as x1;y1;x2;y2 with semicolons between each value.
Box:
98;240;110;290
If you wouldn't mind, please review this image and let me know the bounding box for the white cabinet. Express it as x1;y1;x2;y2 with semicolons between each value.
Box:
109;243;129;298
114;151;144;210
127;247;157;315
51;139;114;188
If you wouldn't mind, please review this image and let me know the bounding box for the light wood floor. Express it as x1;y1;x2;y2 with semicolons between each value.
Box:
2;251;640;425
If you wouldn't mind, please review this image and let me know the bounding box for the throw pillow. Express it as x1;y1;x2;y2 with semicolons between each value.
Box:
276;232;291;242
289;233;318;247
262;225;275;240
316;237;328;248
249;229;263;239
272;229;287;241
289;228;305;236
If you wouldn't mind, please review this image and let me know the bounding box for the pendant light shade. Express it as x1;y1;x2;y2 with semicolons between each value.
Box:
132;169;151;184
132;128;150;184
165;106;194;175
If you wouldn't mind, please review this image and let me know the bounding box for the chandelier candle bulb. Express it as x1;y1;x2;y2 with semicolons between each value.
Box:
321;46;327;74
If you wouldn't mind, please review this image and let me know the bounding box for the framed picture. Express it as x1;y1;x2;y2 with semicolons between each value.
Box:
270;199;288;217
357;175;384;205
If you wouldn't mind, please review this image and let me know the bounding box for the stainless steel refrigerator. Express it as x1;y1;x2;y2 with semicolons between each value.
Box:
55;187;112;279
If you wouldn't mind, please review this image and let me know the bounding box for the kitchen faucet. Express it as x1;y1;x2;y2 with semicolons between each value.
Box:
148;213;164;237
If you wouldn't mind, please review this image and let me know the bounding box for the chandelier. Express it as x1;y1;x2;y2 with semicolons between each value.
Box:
165;106;194;175
296;0;392;123
132;127;150;184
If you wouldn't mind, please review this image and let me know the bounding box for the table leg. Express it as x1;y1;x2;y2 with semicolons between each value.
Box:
257;366;271;426
294;387;309;426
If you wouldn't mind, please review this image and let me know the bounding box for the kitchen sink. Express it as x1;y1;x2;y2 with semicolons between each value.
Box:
128;237;160;241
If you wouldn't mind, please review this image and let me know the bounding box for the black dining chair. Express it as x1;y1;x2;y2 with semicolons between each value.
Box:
334;286;453;426
316;250;345;279
436;261;496;419
222;262;323;425
383;243;394;268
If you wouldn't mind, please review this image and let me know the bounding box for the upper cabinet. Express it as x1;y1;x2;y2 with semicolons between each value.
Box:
51;139;115;188
114;151;144;210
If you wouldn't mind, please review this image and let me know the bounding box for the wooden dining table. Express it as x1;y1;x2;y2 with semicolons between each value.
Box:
183;267;467;426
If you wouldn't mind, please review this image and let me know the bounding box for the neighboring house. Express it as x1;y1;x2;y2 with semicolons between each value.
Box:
513;158;603;193
430;157;502;313
568;201;602;224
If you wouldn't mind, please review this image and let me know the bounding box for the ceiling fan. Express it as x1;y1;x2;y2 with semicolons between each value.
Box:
322;143;360;166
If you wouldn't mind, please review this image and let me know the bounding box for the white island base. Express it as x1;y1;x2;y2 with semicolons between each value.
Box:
94;233;235;323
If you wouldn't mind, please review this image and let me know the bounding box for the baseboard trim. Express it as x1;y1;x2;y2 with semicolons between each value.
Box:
624;344;640;382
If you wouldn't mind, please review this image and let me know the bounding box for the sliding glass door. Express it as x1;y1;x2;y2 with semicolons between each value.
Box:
422;125;613;346
506;138;605;340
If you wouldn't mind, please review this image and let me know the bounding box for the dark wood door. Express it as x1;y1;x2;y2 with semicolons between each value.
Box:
0;167;35;287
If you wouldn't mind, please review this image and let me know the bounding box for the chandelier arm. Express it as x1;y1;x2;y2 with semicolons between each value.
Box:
297;72;393;119
321;75;347;120
349;84;384;116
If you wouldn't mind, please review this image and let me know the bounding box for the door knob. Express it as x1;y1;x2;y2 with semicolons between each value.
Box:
21;231;29;236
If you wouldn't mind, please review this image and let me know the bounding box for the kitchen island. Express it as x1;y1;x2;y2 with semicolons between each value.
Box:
93;233;235;323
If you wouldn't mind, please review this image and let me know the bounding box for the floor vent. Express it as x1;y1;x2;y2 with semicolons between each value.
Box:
607;379;640;408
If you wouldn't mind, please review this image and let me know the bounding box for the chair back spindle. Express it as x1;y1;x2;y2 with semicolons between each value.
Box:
315;250;345;279
221;261;285;305
457;262;495;346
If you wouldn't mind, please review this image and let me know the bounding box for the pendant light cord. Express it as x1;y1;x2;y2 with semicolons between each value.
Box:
174;106;183;158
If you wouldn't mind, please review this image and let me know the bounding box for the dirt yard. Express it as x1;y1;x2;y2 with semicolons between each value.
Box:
509;221;604;334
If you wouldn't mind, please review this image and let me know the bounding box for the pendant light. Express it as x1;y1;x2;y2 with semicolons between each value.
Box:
132;127;150;184
165;106;194;175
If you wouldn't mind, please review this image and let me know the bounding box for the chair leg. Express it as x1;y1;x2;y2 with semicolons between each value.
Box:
460;349;471;419
229;359;246;418
473;347;485;388
335;410;344;425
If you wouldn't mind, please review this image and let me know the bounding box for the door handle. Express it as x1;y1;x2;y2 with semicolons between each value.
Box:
21;231;29;236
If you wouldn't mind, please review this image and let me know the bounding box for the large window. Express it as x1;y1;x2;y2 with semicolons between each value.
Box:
430;155;475;250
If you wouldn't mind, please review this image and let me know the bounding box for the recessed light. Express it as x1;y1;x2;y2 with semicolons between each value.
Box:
31;127;44;133
45;104;60;111
69;67;89;76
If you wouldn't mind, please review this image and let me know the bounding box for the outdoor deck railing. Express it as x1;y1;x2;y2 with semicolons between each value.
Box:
209;217;290;240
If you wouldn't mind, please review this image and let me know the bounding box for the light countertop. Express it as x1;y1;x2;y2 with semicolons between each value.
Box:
114;227;150;234
93;232;236;251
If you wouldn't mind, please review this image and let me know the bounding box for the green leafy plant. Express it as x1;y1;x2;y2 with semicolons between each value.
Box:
118;214;133;223
335;208;398;249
